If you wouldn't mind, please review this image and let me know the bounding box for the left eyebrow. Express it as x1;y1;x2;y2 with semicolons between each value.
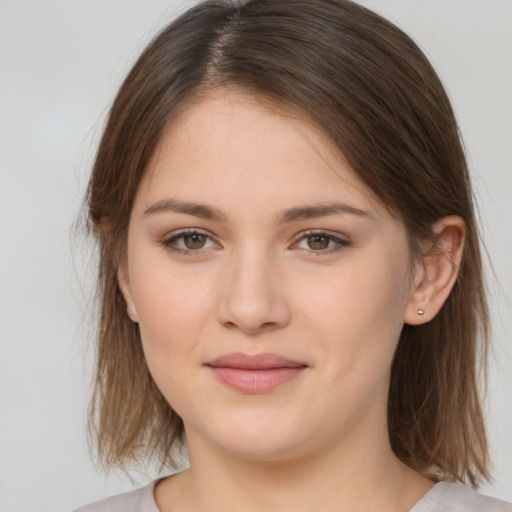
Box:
276;202;374;224
143;199;226;221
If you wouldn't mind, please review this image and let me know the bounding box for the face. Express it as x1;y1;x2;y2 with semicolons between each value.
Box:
121;90;419;462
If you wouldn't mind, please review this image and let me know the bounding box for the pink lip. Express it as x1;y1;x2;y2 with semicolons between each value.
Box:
206;352;308;393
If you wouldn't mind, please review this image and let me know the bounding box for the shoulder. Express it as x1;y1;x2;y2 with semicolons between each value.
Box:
72;480;160;512
411;482;512;512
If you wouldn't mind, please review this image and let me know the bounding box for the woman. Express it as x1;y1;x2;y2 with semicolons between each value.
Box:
76;0;511;510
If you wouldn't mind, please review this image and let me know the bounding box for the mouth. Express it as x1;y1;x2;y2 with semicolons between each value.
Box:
205;352;308;393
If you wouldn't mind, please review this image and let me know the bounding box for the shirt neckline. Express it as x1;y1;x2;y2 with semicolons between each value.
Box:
147;477;447;512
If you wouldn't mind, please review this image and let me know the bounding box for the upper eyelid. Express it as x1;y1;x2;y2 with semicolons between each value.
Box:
162;228;218;244
162;229;348;254
164;228;347;241
292;229;348;243
164;227;214;239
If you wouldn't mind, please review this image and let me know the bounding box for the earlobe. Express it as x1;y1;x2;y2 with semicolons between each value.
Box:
117;266;139;323
404;215;466;325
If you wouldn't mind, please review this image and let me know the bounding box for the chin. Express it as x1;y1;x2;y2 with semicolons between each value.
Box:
201;411;314;461
221;435;306;462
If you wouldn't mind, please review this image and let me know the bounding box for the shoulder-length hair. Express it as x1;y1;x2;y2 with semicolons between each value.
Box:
86;0;489;485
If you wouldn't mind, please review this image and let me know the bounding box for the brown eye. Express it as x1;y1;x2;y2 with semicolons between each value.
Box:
184;233;207;249
163;230;218;254
307;235;330;250
294;231;348;255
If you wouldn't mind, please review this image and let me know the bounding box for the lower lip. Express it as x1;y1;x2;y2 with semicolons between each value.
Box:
208;367;306;393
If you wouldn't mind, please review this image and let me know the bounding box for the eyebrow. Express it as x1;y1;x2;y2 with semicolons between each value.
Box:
277;203;373;223
143;199;373;223
143;199;226;221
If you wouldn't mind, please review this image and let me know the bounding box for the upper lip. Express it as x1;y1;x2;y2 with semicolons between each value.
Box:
206;352;307;370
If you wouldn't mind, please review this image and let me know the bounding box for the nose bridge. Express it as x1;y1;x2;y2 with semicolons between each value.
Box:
216;240;290;334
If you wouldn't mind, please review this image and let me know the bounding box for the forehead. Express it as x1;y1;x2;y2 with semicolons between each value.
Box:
136;89;390;221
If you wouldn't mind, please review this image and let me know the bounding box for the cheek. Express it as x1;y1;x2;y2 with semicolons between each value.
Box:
294;260;410;429
297;251;411;376
127;244;214;372
301;257;408;325
131;265;211;417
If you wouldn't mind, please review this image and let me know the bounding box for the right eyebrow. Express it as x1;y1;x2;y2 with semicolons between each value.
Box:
276;202;373;224
143;199;226;221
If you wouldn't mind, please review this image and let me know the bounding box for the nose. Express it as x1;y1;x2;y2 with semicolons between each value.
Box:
215;244;291;335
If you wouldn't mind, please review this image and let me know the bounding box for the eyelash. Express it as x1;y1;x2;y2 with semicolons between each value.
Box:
294;230;349;255
161;229;218;256
161;229;349;256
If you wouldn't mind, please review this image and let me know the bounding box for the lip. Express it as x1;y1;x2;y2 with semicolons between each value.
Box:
205;352;308;393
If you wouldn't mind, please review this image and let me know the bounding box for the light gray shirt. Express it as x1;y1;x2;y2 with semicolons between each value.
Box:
74;480;512;512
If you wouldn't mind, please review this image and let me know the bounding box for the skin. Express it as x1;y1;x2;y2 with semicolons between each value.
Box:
119;89;465;512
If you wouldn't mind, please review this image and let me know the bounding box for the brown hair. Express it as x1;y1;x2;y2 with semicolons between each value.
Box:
86;0;489;484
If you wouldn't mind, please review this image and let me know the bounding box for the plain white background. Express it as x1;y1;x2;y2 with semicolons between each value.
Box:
0;1;510;510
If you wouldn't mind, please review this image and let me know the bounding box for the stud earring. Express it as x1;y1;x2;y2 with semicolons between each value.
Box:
417;308;425;317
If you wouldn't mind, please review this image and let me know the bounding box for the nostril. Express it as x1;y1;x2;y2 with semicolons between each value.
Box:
221;319;280;335
214;263;291;333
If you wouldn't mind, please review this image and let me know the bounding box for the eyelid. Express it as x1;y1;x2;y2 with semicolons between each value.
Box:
291;229;350;254
161;228;220;255
160;228;349;256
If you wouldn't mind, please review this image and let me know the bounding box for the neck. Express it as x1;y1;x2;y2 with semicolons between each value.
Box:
156;419;433;512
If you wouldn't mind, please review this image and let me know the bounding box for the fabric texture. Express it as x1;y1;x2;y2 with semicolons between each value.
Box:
74;480;512;512
73;479;159;512
409;482;512;512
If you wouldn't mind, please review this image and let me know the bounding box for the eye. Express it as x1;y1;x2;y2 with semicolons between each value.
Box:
182;233;208;250
294;231;348;254
162;230;218;254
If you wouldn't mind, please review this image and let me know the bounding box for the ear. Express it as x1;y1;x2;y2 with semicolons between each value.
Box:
118;265;139;323
404;215;466;325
